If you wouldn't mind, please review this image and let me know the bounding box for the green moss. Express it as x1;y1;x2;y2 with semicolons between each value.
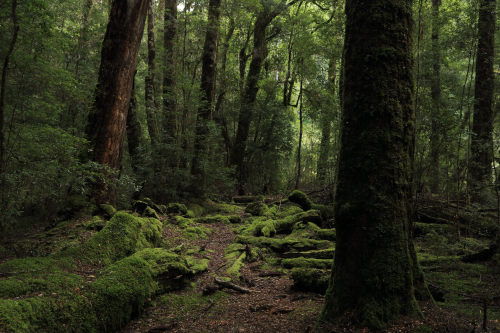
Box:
184;210;195;218
195;214;239;224
166;203;188;215
283;248;335;259
291;268;330;294
158;291;228;321
99;204;117;218
84;216;106;231
288;190;313;210
0;271;83;298
143;206;159;219
226;252;246;277
187;203;205;217
202;200;241;214
64;211;162;265
236;235;333;253
281;257;333;269
245;202;268;216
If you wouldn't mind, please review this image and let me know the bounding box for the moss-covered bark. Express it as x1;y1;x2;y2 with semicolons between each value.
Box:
320;0;422;329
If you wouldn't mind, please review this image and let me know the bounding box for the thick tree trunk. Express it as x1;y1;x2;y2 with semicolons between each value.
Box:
0;0;19;176
126;78;143;173
190;0;222;196
86;0;148;205
320;0;422;329
317;59;336;185
429;0;441;193
163;0;178;144
145;0;159;148
470;0;495;201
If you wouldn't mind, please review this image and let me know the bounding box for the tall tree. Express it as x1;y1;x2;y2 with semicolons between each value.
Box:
320;0;423;329
429;0;441;193
163;0;178;144
0;0;19;176
470;0;495;200
86;0;148;205
190;0;223;196
126;77;143;173
145;0;159;148
231;0;297;192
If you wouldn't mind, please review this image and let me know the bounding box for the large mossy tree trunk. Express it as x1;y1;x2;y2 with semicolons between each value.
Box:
86;0;148;205
470;0;495;201
190;0;222;197
429;0;441;194
320;0;422;329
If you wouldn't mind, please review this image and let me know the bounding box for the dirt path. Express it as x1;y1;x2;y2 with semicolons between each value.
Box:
122;221;324;333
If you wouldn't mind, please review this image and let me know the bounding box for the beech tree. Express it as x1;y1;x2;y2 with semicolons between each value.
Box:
86;0;148;205
320;0;425;329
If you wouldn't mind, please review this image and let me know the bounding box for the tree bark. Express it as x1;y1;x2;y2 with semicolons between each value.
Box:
429;0;441;193
470;0;495;201
145;0;159;148
86;0;148;205
320;0;422;329
190;0;223;196
0;0;19;176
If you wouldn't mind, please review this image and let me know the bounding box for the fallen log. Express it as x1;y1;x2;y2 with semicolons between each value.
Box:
214;277;251;293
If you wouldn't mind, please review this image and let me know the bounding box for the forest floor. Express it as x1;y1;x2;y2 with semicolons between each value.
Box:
0;196;499;332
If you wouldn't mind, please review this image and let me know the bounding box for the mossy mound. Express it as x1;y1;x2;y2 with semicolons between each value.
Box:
64;211;163;265
245;201;268;216
172;216;212;239
98;204;117;218
0;248;207;333
287;190;334;226
291;268;330;294
166;203;188;215
195;214;241;224
281;248;335;259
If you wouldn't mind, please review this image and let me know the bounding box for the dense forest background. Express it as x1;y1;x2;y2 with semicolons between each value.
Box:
0;0;498;229
0;0;500;332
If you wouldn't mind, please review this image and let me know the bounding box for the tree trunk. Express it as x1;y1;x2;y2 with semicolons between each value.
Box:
470;0;495;201
231;2;288;192
295;80;303;189
86;0;148;205
320;0;422;329
429;0;441;193
317;58;336;185
163;0;177;144
190;0;223;197
126;77;143;173
145;0;159;148
0;0;19;176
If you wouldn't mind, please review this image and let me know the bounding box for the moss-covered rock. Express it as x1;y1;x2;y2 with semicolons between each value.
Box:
143;206;160;219
166;203;188;215
291;268;330;294
245;201;268;216
98;204;117;218
195;214;240;224
84;216;107;231
227;252;246;277
288;190;313;211
64;211;162;265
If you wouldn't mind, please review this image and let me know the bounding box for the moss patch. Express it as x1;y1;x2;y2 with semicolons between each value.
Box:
291;268;330;294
